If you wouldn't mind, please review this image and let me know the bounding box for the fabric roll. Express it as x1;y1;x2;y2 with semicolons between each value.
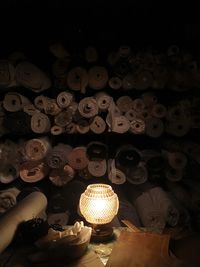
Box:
15;62;51;92
31;112;51;134
23;104;40;116
52;59;70;78
95;92;112;112
87;159;107;177
49;165;75;186
116;96;133;113
16;187;41;202
78;168;93;180
88;66;108;90
49;42;70;59
0;187;20;214
54;110;73;127
126;162;148;185
68;101;78;115
125;109;138;121
0;60;15;87
130;118;145;134
109;77;122;90
3;92;30;112
86;142;108;160
112;116;130;133
122;73;136;90
141;92;157;108
167;106;185;122
165;167;183;182
56;91;73;108
90;116;106;134
166;120;191;137
135;70;153;90
51;125;64;135
34;95;47;111
165;151;187;170
115;145;141;169
0;191;47;253
46;144;72;169
19;160;49;182
67;67;88;93
151;104;167;118
47;212;69;226
43;98;61;116
65;122;76;134
108;159;126;184
24;137;51;161
141;149;161;162
76;119;90;134
118;45;131;58
78;97;98;118
68;147;89;170
85;46;98;63
0;163;19;184
145;117;164;137
132;98;146;113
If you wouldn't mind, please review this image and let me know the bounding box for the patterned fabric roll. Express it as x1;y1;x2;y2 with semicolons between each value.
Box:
68;147;88;170
0;60;15;87
24;137;51;161
88;66;108;90
31;112;51;134
56;91;73;108
130;118;145;134
49;164;75;186
78;97;98;118
43;98;61;116
0;187;20;214
90;116;106;134
67;67;88;93
46;144;72;169
3;93;30;112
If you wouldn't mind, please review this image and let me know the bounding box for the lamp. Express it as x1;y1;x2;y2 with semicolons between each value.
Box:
79;183;119;242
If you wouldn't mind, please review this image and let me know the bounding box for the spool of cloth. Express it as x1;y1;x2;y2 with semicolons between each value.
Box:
23;104;40;116
118;45;132;58
65;122;76;134
132;98;146;113
51;125;64;135
76;119;90;134
54;110;73;127
109;76;122;90
151;104;167;118
86;142;108;160
0;187;20;214
0;60;15;87
166;106;187;122
88;66;108;90
108;159;126;184
116;96;133;114
165;167;183;182
95;92;112;112
126;162;148;185
0;163;19;183
87;159;107;177
85;46;98;63
43;98;61;116
90;116;106;134
56;91;73;108
111;115;130;133
3;92;31;112
0;191;47;253
68;147;88;170
46;144;72;169
67;67;88;93
34;95;48;111
0;139;21;164
141;92;157;108
47;211;70;226
115;145;141;170
163;151;187;170
78;168;93;180
145;117;164;137
24;137;51;161
135;70;154;90
49;164;75;187
3;111;32;135
31;112;51;134
129;118;145;134
78;97;98;118
15;61;51;92
166;120;191;137
122;73;136;90
19;160;49;182
125;109;138;121
49;42;70;59
68;101;78;115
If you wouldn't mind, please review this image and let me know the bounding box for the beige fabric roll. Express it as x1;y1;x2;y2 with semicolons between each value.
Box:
87;159;107;177
43;98;61;116
88;66;108;90
76;119;90;134
78;97;98;118
145;117;164;137
106;100;122;131
151;104;167;118
108;159;126;184
130;118;145;134
54;110;73;127
166;120;191;137
68;101;78;115
56;91;73;108
31;112;51;133
34;95;47;111
132;98;146;113
166;151;187;170
90;116;106;134
23;104;40;116
0;191;47;253
126;163;148;184
3;92;30;112
109;76;122;90
49;165;75;186
15;62;51;92
67;67;88;93
46;144;72;169
19;160;49;182
141;92;157;108
125;109;138;121
51;125;64;135
65;122;77;134
85;46;98;63
95;92;112;111
0;163;19;184
112;115;130;133
49;43;70;59
0;60;15;87
47;212;69;226
68;147;89;170
116;96;133;113
24;137;51;161
0;187;20;214
118;45;131;58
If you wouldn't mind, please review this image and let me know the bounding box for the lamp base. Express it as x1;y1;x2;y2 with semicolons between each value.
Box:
90;223;114;243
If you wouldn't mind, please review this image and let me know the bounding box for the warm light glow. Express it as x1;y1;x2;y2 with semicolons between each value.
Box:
79;184;119;224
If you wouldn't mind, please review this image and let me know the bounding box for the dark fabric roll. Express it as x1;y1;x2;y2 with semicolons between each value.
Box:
115;145;141;169
86;141;108;160
17;187;41;202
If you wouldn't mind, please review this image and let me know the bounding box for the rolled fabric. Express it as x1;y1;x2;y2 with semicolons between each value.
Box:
109;76;122;90
108;159;126;184
115;145;141;169
76;119;90;134
65;122;76;134
52;59;70;78
23;104;40;116
49;164;75;186
88;66;108;90
145;117;164;138
166;120;191;137
34;95;47;111
135;70;154;90
166;106;185;122
125;109;138;121
165;151;187;170
46;144;72;169
86;142;108;161
56;91;73;108
78;168;93;180
67;67;88;93
47;212;69;226
31;112;51;134
116;96;133;114
130;118;145;134
15;62;51;92
43;98;61;116
0;191;47;253
151;104;167;118
0;187;20;214
54;110;73;127
0;60;15;87
122;73;136;90
68;101;78;115
49;42;70;59
68;147;88;170
90;116;106;134
132;98;146;113
85;46;98;63
3;92;30;112
51;125;64;135
95;92;112;112
87;159;107;177
112;115;130;133
0;163;19;184
126;162;148;185
78;97;98;118
19;160;49;182
141;92;157;108
165;166;183;182
24;137;51;161
118;45;131;58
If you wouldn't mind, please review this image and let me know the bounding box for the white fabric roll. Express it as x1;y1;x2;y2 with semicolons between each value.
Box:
116;96;133;113
109;77;122;90
0;191;47;253
90;116;106;134
95;92;112;111
145;117;164;137
57;91;73;108
88;160;107;177
108;159;126;184
47;212;69;226
76;119;90;134
88;66;108;90
130;118;145;134
0;60;15;87
0;187;20;214
67;67;88;93
31;112;51;134
78;97;98;118
24;137;51;161
3;93;30;112
51;125;64;135
112;116;130;133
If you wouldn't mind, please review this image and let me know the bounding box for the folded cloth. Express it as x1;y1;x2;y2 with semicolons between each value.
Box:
49;165;75;187
0;187;20;214
46;144;72;169
24;137;51;161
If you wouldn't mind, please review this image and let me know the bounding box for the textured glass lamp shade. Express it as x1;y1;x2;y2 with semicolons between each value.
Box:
79;184;119;225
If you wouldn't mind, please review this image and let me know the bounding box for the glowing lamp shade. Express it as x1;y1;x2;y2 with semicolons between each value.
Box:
79;184;119;225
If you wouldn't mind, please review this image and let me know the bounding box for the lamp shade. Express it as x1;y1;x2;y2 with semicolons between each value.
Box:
79;184;119;225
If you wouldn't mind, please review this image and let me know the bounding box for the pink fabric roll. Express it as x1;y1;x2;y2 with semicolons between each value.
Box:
68;147;89;170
